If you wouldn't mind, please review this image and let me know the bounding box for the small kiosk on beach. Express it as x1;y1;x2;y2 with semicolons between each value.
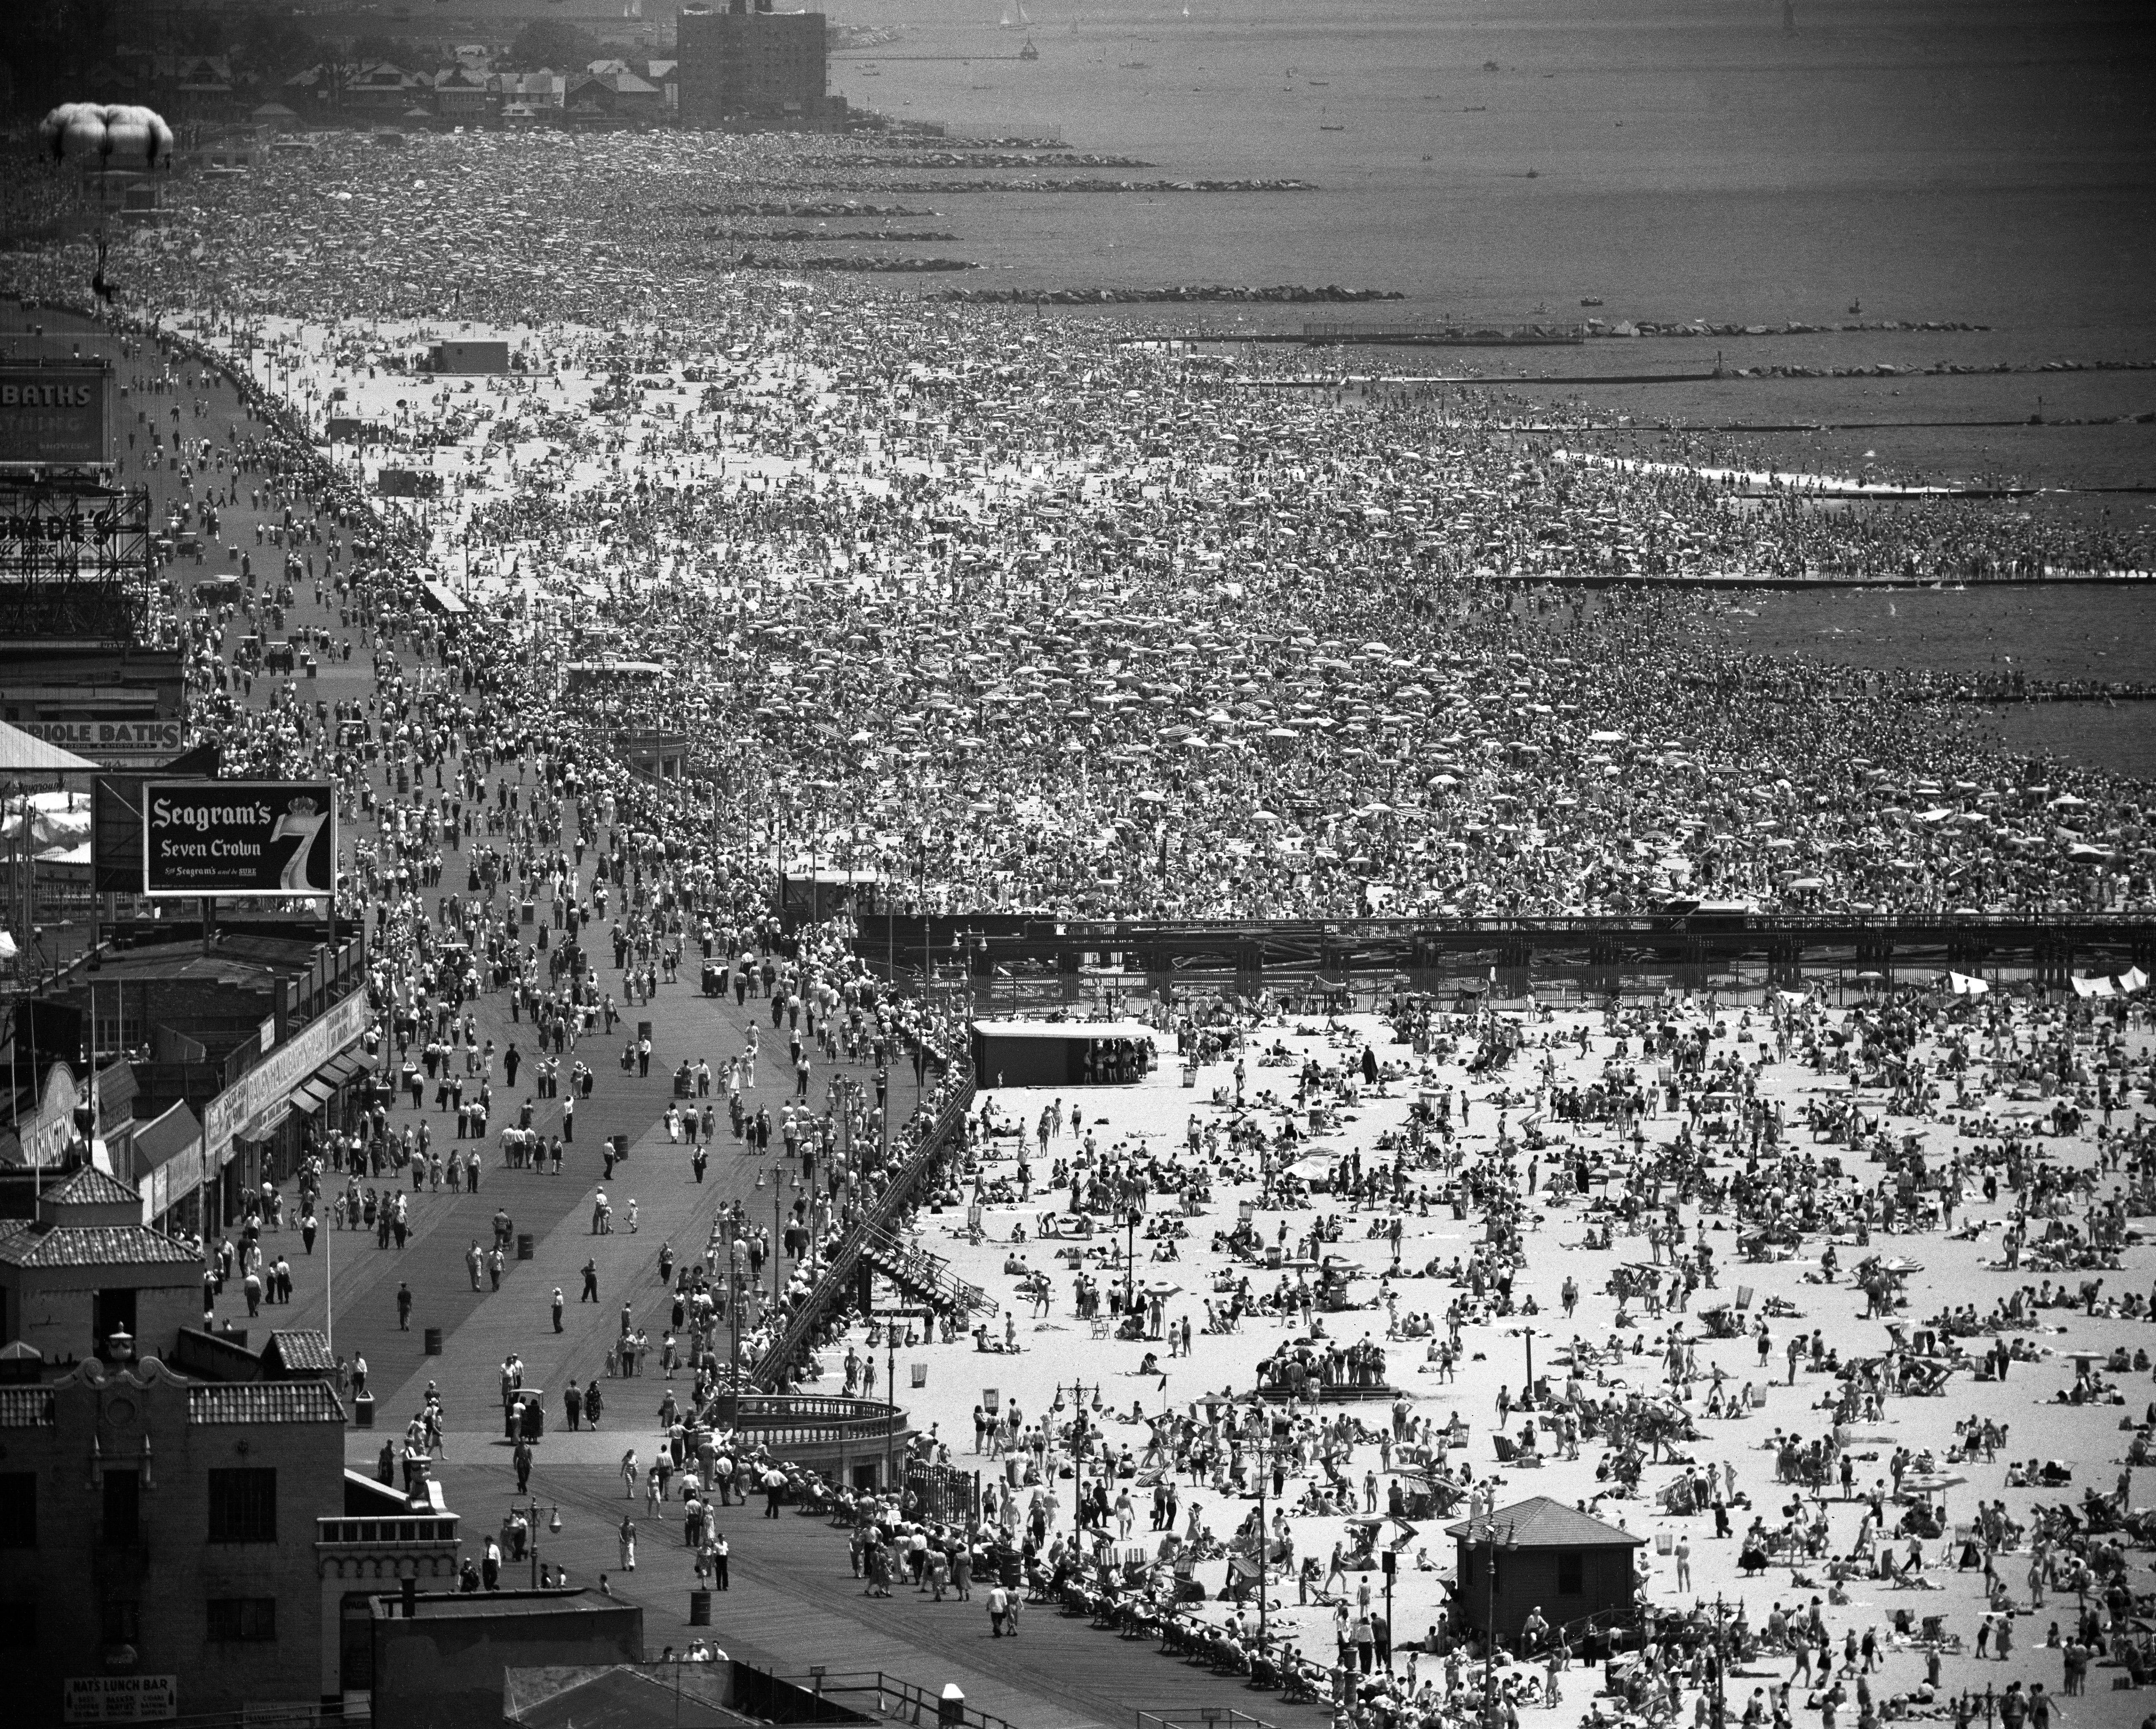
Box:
969;1019;1160;1087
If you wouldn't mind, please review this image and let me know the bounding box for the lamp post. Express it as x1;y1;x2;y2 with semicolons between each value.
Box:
520;1495;562;1587
1122;1205;1141;1313
1051;1380;1100;1539
1477;1514;1518;1729
1248;1407;1290;1652
725;1222;745;1425
1512;1326;1547;1409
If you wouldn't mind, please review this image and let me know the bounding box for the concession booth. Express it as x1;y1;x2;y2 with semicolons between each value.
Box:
969;1019;1160;1087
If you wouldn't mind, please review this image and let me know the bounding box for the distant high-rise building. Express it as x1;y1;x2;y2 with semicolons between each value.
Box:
676;1;843;132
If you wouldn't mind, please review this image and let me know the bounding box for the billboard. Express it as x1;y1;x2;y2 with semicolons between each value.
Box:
142;779;334;899
0;365;111;465
92;743;219;894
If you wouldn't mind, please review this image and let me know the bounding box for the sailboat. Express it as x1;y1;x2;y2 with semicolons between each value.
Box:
1019;36;1040;58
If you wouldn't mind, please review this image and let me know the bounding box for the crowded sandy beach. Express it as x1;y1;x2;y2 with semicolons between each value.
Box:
5;87;2156;1729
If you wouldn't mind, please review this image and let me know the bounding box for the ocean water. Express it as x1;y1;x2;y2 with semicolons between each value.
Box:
834;0;2156;333
833;0;2156;491
1698;586;2156;776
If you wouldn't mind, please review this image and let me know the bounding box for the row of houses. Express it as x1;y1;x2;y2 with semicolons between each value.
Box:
283;58;678;125
78;52;679;128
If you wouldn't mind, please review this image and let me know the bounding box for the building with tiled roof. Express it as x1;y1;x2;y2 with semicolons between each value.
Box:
0;1221;198;1269
189;1380;347;1424
0;1169;203;1370
263;1328;337;1376
1443;1494;1648;1549
41;1164;147;1221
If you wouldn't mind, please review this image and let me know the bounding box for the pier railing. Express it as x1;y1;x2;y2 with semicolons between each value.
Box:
747;1057;976;1390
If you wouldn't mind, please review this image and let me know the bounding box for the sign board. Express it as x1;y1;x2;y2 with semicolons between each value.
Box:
0;365;111;466
90;745;220;895
202;988;367;1175
142;779;334;899
20;716;183;766
63;1674;177;1722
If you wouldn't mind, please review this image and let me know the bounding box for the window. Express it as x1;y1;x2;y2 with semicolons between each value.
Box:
207;1468;277;1543
208;1598;277;1642
101;1469;141;1546
1556;1552;1584;1597
0;1604;32;1649
0;1473;33;1548
101;1600;140;1646
93;1289;138;1360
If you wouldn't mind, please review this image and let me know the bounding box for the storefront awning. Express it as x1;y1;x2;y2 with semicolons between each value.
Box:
290;1076;334;1115
322;1049;375;1085
287;1047;378;1120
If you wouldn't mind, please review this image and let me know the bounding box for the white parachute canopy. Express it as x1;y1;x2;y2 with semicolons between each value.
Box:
41;103;174;173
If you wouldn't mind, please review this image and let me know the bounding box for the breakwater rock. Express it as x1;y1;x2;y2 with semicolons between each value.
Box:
698;201;941;218
791;178;1314;194
935;284;1403;304
1589;317;1991;338
709;229;961;242
733;253;979;273
839;152;1154;168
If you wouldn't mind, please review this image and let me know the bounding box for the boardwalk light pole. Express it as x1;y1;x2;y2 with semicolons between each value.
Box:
519;1496;562;1587
1476;1514;1518;1729
1051;1380;1100;1541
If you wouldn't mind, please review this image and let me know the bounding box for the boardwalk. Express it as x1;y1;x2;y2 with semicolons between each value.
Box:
395;1436;1316;1729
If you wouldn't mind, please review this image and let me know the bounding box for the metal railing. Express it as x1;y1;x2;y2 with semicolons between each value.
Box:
747;1061;975;1389
860;1236;998;1320
788;1673;1017;1729
154;1704;369;1729
316;1514;459;1544
1139;1712;1292;1729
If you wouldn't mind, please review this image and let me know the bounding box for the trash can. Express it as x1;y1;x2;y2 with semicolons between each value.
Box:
701;962;721;997
938;1685;966;1728
517;1232;534;1261
520;899;534;926
612;1134;629;1163
424;1327;443;1355
689;1590;712;1627
353;1392;375;1428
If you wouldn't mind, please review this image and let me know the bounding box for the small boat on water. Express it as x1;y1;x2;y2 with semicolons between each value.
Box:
1019;37;1039;58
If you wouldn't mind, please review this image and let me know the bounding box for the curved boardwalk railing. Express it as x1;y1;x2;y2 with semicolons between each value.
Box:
747;1058;976;1390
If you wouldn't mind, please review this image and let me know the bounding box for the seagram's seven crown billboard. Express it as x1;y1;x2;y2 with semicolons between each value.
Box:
142;781;336;899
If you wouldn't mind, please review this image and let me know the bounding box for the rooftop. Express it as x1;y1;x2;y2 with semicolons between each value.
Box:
506;1664;748;1729
265;1327;337;1374
188;1380;347;1425
1443;1495;1646;1549
373;1587;632;1622
0;1222;199;1269
42;1166;142;1209
971;1019;1159;1041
